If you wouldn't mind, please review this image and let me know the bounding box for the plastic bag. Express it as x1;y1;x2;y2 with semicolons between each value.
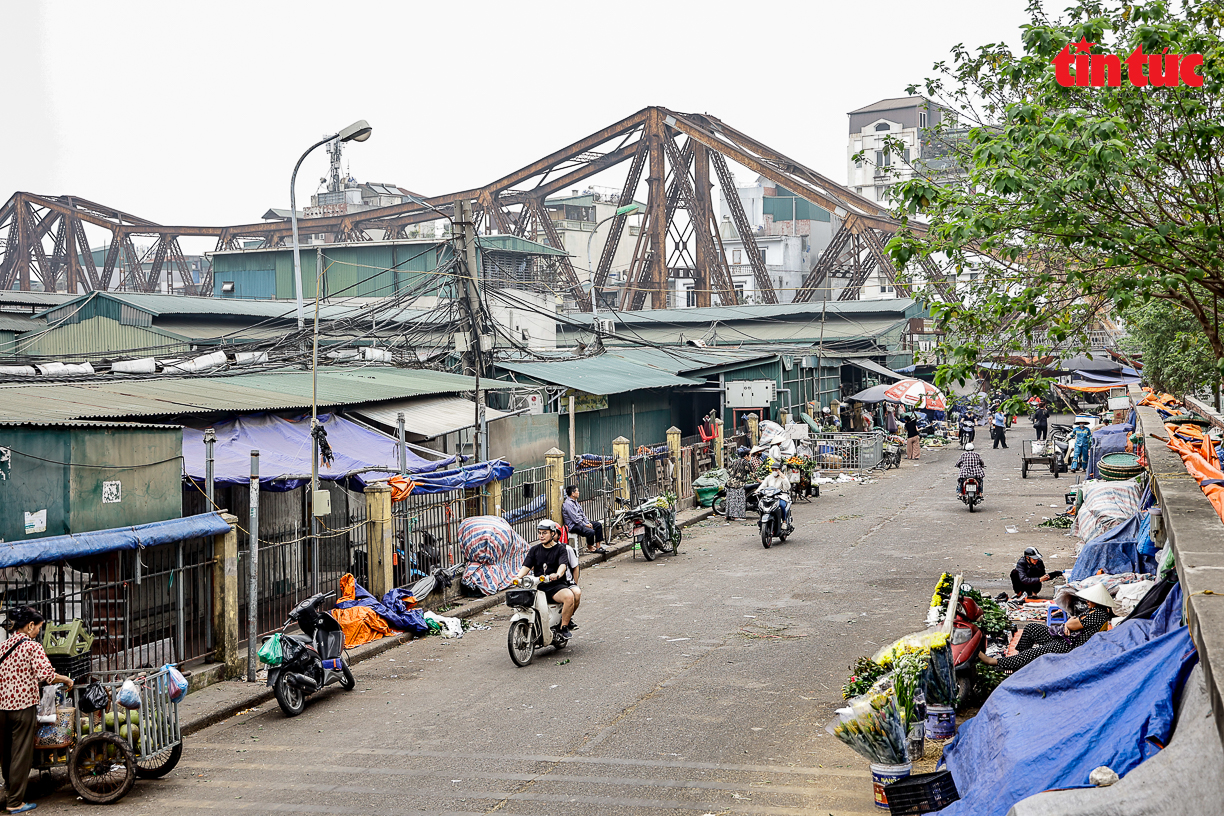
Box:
423;611;463;639
257;633;283;667
35;706;75;749
117;678;142;710
78;682;108;714
37;684;60;725
825;689;909;765
163;664;189;704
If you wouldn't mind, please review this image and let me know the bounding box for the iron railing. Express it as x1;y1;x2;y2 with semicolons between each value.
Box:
392;487;475;606
500;465;553;542
564;458;617;531
0;537;215;672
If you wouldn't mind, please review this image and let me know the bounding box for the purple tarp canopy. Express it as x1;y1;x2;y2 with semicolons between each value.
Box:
182;413;459;491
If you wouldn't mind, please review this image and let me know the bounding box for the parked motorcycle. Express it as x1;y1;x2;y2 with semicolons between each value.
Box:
1048;424;1073;475
616;496;681;561
958;476;983;512
757;486;790;548
265;592;354;717
506;574;569;666
949;596;986;704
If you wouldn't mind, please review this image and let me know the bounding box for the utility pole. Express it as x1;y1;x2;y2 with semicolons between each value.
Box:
454;199;487;462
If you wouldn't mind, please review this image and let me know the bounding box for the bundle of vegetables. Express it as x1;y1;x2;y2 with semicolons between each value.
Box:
842;656;890;700
1040;515;1074;529
930;575;1012;639
892;651;928;729
926;637;958;707
975;664;1010;696
827;691;909;765
976;603;1012;639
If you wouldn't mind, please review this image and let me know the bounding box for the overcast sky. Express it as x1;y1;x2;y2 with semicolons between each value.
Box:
3;0;1030;249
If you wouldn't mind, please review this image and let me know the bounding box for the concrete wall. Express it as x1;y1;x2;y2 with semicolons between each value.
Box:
488;413;559;470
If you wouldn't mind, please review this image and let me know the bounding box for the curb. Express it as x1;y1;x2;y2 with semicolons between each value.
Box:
181;506;714;735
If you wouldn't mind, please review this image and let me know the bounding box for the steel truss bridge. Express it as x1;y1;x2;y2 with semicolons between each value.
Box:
0;106;950;308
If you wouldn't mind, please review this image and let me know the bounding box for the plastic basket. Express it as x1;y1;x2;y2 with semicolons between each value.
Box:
49;653;92;683
505;590;536;608
884;770;960;814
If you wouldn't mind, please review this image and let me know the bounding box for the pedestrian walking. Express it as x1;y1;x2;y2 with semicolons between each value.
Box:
725;447;752;522
991;405;1008;449
1032;402;1049;441
1;606;76;814
885;407;897;435
904;412;920;460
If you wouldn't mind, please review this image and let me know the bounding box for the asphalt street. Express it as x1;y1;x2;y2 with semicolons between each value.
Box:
31;421;1082;815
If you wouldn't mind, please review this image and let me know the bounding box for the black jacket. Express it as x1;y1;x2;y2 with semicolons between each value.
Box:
1014;555;1046;583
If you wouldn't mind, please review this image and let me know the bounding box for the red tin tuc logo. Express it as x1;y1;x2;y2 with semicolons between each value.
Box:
1052;38;1204;87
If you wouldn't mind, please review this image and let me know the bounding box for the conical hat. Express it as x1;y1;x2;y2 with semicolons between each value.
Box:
1075;583;1116;609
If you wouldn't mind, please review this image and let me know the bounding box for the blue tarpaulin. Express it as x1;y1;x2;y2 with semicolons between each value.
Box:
334;580;430;636
1087;422;1134;478
1069;513;1158;581
404;459;514;495
182;413;459;491
0;512;233;569
940;584;1196;816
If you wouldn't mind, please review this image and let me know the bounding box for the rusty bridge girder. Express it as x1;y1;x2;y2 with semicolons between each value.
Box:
1;107;911;307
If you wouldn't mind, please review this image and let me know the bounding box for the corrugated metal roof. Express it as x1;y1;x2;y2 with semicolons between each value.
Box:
565;300;920;326
0;292;77;307
0;366;505;423
350;396;512;440
582;316;909;347
0;314;44;332
34;292;433;324
492;346;763;395
0;420;182;429
846;359;907;380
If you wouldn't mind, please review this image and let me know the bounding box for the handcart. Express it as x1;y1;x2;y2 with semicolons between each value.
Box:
1020;438;1060;479
33;664;185;804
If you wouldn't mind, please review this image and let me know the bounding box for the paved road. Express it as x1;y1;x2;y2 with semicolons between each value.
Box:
31;424;1080;815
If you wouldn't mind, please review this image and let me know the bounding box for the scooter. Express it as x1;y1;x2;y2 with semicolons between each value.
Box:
958;418;976;448
616;496;681;561
505;574;569;667
265;592;354;717
757;486;790;548
958;476;982;512
949;596;986;705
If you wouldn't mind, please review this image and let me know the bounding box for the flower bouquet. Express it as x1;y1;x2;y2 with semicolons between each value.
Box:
926;635;958;707
827;690;909;765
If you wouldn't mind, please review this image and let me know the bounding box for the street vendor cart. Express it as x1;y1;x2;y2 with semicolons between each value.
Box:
1020;438;1060;479
33;665;184;804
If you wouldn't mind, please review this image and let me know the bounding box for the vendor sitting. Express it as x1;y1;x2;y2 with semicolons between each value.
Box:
979;584;1114;672
1004;546;1063;600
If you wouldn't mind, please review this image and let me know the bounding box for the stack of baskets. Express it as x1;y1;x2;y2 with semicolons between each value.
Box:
1098;452;1144;481
43;619;93;683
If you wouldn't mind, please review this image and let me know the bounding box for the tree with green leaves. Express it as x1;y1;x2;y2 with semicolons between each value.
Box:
883;0;1224;401
1121;299;1218;398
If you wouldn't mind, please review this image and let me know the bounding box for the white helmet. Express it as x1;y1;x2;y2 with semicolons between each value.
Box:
965;443;975;451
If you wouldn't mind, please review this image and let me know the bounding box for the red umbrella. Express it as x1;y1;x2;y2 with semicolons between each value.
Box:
882;378;947;411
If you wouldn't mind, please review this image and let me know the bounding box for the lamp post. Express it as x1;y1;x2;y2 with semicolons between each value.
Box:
585;202;640;319
289;119;372;329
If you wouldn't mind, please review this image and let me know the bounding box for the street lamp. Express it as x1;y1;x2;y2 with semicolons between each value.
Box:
585;202;640;321
289;119;372;329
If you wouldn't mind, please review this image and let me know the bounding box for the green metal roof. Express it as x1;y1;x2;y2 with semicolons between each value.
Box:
0;291;77;307
34;291;433;324
0;366;505;423
0;314;44;332
494;346;773;396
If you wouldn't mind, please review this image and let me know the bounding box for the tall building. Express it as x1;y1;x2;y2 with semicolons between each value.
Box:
846;96;960;206
540;187;644;309
707;176;838;305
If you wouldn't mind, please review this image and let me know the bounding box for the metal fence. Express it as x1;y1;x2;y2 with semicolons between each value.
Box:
501;465;553;541
627;443;669;505
238;484;369;641
564;458;617;530
0;537;215;672
810;431;883;471
392;487;474;607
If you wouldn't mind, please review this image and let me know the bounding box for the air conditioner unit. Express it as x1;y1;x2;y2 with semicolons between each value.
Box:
595;318;615;336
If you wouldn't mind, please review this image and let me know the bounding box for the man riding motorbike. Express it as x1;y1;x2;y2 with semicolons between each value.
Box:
757;462;793;531
513;520;577;639
955;442;986;499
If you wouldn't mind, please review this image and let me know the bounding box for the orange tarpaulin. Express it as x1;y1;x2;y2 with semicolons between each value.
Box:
331;573;399;647
1164;433;1224;524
